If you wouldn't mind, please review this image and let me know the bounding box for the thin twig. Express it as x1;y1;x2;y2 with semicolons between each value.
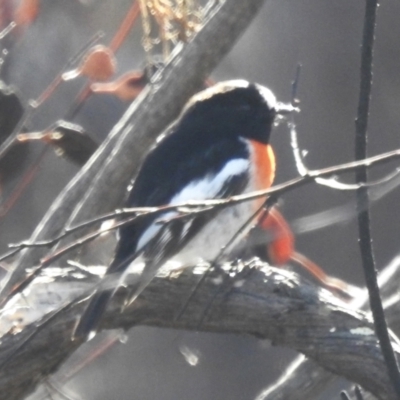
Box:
354;0;400;396
8;207;156;249
0;31;104;163
33;31;104;108
0;103;33;161
0;22;16;40
4;146;400;261
65;1;141;119
2;216;137;302
109;1;140;52
289;65;378;191
0;248;20;263
2;146;400;310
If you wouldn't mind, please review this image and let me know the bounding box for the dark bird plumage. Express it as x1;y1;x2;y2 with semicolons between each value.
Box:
74;80;282;340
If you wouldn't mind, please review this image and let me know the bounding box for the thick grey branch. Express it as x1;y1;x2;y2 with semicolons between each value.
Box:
256;256;400;400
0;261;399;400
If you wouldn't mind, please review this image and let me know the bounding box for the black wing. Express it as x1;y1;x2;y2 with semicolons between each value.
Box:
114;126;250;263
74;123;250;339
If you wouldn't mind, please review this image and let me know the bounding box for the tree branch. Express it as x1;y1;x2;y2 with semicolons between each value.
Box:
1;146;399;306
2;144;400;263
255;256;400;400
0;260;399;400
353;0;400;395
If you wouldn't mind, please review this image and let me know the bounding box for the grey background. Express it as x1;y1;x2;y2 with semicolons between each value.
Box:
1;0;400;399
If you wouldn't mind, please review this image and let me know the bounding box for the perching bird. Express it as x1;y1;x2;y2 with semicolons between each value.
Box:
74;79;293;340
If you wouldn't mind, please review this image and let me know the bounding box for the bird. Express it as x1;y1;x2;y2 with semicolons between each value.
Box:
73;79;293;340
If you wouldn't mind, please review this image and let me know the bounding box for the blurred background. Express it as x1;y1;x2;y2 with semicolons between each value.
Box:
1;0;400;399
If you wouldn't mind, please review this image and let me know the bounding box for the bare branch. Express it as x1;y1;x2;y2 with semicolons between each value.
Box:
352;0;400;395
255;256;400;400
5;145;400;255
0;260;399;400
0;146;399;305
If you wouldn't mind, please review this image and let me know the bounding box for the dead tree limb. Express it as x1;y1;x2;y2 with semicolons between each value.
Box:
255;256;400;400
0;261;399;400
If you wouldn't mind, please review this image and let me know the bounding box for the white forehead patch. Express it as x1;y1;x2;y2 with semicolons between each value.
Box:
185;80;277;113
255;84;277;111
184;80;251;110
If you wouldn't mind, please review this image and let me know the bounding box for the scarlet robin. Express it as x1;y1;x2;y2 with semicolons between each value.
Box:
74;79;296;340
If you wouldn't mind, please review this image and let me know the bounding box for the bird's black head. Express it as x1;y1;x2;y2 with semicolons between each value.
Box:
180;80;278;144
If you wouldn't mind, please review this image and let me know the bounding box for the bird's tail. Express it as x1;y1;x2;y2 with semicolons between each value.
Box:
73;289;113;341
73;252;138;341
73;256;159;341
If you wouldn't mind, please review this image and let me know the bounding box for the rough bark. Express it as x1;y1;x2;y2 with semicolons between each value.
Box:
0;261;398;400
